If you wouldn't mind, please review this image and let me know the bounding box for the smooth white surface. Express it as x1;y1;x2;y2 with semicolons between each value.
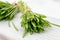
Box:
0;0;60;40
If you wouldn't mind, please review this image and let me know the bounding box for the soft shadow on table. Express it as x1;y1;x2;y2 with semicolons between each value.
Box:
0;34;14;40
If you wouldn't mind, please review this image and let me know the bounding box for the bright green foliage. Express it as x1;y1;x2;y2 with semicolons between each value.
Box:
0;1;60;38
21;11;51;37
18;1;51;37
0;1;18;21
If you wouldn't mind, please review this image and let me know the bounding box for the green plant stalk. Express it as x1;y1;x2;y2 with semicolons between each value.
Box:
8;21;11;27
50;22;60;27
12;22;19;31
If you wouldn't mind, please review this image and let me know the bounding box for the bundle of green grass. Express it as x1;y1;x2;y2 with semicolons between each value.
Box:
18;1;60;37
0;1;18;21
18;1;51;37
0;1;60;38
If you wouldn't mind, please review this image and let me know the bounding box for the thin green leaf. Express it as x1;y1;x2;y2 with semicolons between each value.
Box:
12;22;19;31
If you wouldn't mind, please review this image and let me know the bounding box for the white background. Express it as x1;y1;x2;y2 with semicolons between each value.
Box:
0;0;60;40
